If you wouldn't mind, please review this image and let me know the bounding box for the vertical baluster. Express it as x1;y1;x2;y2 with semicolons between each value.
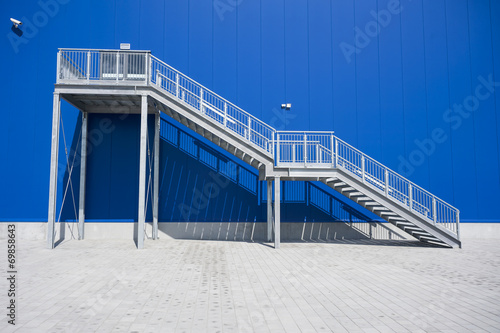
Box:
330;135;334;166
224;103;228;127
317;139;320;164
176;73;180;98
147;53;152;84
200;88;204;112
335;137;339;168
385;169;389;197
116;52;119;82
86;51;91;81
270;130;274;155
361;156;365;183
409;183;413;211
248;117;252;141
276;134;280;166
303;133;307;165
57;50;61;81
432;197;437;224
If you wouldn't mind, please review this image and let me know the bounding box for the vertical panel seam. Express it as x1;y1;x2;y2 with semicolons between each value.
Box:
377;0;382;160
398;0;407;159
353;0;358;146
259;0;263;119
330;0;335;131
283;0;287;113
466;0;480;217
307;0;311;130
421;0;431;189
488;0;500;186
444;0;456;204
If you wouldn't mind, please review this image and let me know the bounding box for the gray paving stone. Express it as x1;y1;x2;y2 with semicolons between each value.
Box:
0;238;499;332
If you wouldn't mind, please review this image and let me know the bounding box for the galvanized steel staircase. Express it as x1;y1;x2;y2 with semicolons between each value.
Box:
55;48;461;248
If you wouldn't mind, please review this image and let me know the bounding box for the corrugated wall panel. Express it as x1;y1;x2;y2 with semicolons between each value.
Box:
0;0;498;222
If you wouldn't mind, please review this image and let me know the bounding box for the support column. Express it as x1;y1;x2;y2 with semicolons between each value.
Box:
274;177;281;249
78;112;88;240
137;95;148;249
48;92;61;249
267;179;273;242
153;111;160;240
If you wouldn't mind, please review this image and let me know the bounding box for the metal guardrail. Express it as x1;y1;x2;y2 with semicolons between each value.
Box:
57;49;276;154
56;48;460;238
275;132;459;235
150;55;276;154
58;49;149;83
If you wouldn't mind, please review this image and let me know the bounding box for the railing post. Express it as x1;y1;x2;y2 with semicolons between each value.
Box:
292;143;296;163
456;210;461;240
334;137;338;168
116;52;120;82
270;133;274;155
248;117;252;141
176;73;180;98
86;51;91;81
432;197;437;224
408;183;413;211
361;156;365;183
56;50;61;82
200;88;204;112
330;135;334;166
223;103;228;127
276;133;280;166
303;133;307;165
384;169;389;197
148;53;152;85
156;69;160;87
317;142;320;163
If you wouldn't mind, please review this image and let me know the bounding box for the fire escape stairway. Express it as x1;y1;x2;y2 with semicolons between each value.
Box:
55;49;461;248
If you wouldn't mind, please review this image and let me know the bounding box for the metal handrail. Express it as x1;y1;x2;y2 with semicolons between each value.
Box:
276;132;459;233
56;48;459;237
151;55;276;155
334;136;459;211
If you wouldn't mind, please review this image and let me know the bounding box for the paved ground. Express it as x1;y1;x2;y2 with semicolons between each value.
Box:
0;237;499;333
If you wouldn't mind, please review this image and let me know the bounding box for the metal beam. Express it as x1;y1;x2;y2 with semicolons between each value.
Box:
48;93;61;249
153;111;160;240
267;179;272;242
78;112;88;240
137;95;148;249
274;177;281;249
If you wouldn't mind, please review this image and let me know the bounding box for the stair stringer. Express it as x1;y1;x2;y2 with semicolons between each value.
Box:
319;170;461;248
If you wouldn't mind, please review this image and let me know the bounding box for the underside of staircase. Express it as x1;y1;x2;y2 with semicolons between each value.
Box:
47;48;461;249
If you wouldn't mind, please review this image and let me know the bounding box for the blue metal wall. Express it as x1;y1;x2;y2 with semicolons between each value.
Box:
1;0;499;223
